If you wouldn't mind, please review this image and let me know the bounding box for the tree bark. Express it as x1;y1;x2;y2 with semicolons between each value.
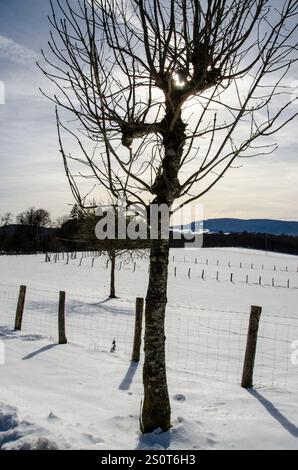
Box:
141;113;186;434
109;252;116;298
141;237;171;433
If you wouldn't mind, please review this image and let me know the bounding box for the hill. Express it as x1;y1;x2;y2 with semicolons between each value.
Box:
184;218;298;236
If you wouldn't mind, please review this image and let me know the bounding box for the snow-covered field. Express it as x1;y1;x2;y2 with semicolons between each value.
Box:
0;247;298;449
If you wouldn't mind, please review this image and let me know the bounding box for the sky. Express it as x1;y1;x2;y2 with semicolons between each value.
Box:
0;0;298;223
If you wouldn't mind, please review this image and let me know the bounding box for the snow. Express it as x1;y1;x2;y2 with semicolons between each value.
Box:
0;247;298;449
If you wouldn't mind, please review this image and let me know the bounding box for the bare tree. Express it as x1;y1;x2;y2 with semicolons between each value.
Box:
0;212;13;252
40;0;298;432
16;207;51;227
69;203;86;221
0;212;13;227
53;214;70;228
102;244;142;299
17;207;51;253
106;246;120;299
79;208;149;298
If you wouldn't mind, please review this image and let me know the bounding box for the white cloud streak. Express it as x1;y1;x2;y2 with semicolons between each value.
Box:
0;35;39;65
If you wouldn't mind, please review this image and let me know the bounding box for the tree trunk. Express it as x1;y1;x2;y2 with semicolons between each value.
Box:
141;237;171;433
141;113;186;433
109;252;116;298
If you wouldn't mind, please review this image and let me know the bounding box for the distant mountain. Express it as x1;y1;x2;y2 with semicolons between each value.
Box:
177;218;298;236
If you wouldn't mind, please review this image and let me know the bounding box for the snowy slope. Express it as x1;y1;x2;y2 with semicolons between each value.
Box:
0;248;298;449
1;331;298;450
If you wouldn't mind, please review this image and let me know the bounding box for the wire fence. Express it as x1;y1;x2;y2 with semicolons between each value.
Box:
43;251;298;290
171;255;298;274
45;251;298;274
0;283;298;391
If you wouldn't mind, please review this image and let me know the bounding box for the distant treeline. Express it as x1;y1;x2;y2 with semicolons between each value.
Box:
0;222;298;256
202;232;298;256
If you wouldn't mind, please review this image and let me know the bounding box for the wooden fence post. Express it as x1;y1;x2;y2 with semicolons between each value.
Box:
14;285;27;331
241;305;262;388
131;297;144;362
58;291;67;345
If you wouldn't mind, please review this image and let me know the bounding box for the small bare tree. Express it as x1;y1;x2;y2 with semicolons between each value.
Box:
79;208;149;298
0;212;13;227
40;0;298;432
102;244;147;299
0;212;13;252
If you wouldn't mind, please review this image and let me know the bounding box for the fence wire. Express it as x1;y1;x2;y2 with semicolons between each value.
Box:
0;283;19;328
0;283;298;391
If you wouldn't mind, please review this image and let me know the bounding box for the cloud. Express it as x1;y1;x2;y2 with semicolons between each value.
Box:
0;35;39;65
